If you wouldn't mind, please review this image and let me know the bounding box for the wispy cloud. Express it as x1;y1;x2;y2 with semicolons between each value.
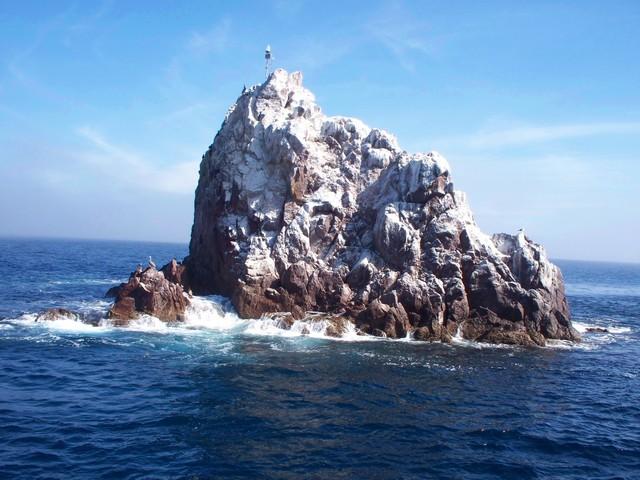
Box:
7;6;73;66
0;103;29;124
187;18;232;55
66;0;112;34
7;63;82;107
287;36;357;71
155;18;233;111
76;127;198;195
443;122;640;149
6;2;114;105
286;2;436;73
364;3;433;72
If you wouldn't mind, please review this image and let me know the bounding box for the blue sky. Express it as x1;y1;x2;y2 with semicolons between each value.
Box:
1;1;639;262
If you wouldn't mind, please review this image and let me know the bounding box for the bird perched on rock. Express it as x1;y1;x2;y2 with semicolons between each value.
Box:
148;256;156;269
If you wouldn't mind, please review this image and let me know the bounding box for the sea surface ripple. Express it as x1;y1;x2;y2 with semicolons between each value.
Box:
0;238;639;479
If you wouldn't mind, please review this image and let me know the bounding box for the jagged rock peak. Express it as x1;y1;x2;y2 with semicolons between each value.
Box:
113;69;579;346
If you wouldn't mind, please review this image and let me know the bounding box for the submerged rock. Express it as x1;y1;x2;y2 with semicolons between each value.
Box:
35;308;80;322
34;308;102;327
108;261;189;325
585;326;609;333
110;69;579;346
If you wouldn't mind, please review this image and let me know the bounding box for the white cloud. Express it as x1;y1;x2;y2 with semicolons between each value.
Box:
76;126;198;195
456;122;640;149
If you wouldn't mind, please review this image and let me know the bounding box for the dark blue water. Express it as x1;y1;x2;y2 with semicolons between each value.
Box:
0;238;638;479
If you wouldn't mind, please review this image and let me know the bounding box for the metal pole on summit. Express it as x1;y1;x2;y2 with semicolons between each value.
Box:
265;44;272;78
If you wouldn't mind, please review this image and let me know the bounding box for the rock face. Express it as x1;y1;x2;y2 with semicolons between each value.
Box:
182;69;579;345
108;260;189;325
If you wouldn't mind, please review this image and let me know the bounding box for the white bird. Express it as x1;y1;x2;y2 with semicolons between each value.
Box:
148;256;156;269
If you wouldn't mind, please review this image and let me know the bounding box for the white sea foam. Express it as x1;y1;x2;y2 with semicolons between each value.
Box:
546;338;603;351
545;320;633;351
452;325;464;342
183;296;243;331
125;315;171;333
2;295;631;351
607;326;632;334
44;318;111;333
450;336;518;350
244;316;374;341
9;313;111;334
447;325;509;349
450;326;489;349
572;321;632;335
181;295;376;342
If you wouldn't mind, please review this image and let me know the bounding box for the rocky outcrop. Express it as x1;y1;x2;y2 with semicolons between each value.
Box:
108;260;189;325
106;70;577;345
34;308;104;327
585;326;609;333
178;69;579;346
35;308;81;322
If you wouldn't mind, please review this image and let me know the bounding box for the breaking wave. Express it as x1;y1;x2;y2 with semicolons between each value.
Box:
572;321;632;335
3;295;630;352
2;296;370;343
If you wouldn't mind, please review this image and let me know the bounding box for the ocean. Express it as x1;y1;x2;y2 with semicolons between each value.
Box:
0;237;638;479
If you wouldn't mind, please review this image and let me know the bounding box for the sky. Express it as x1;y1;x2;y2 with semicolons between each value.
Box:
0;1;639;262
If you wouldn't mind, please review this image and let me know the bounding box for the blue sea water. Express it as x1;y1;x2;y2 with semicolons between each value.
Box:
0;237;638;480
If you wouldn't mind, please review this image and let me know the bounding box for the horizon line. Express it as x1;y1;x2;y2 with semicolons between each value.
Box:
1;234;638;266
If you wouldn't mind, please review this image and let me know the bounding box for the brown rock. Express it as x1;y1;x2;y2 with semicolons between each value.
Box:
460;310;541;347
161;259;190;289
356;299;411;338
107;262;189;324
413;326;435;341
